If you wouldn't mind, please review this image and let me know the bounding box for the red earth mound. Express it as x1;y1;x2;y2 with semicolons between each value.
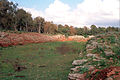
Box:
0;32;89;47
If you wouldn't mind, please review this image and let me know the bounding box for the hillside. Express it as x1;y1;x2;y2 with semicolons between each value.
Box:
69;32;120;80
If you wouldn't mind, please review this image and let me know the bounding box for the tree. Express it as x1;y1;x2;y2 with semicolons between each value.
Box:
16;9;33;31
58;24;70;36
98;27;106;33
44;21;58;34
69;26;76;35
25;12;33;32
16;9;26;31
34;17;45;33
75;28;84;35
0;0;17;30
90;25;98;35
105;26;120;32
83;26;89;35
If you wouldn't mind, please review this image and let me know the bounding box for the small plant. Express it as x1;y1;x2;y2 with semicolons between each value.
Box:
78;67;88;74
84;34;88;38
89;59;108;69
92;46;103;54
97;38;105;43
0;47;3;50
98;59;107;68
112;46;120;56
106;35;116;44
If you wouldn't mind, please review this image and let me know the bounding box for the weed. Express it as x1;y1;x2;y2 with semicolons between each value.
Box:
92;46;103;54
106;35;116;44
0;47;3;50
112;46;120;56
78;67;88;74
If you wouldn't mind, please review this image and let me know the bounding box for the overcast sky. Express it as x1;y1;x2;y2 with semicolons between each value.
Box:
10;0;120;27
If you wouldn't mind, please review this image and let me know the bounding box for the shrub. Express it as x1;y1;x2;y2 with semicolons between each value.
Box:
106;35;116;44
92;46;103;54
112;46;120;56
78;67;88;74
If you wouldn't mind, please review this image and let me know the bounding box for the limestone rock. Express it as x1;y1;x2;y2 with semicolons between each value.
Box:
88;35;95;39
91;42;98;47
86;54;97;57
104;51;115;56
86;49;93;53
105;77;113;80
87;65;95;71
68;73;85;80
81;65;95;71
93;59;101;61
71;66;81;72
86;44;95;49
72;59;87;66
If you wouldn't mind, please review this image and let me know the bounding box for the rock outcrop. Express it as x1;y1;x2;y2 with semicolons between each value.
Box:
72;59;87;66
68;32;120;80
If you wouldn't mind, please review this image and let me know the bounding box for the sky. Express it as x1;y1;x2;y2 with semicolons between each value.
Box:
10;0;120;27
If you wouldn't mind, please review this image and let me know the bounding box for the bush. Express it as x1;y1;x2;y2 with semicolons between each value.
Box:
106;35;116;44
0;47;3;50
92;47;103;54
112;46;120;56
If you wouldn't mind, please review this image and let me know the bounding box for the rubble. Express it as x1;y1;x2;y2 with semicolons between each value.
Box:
69;32;120;80
72;59;87;66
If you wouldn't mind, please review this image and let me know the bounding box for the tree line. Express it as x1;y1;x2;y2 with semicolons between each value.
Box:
0;0;120;36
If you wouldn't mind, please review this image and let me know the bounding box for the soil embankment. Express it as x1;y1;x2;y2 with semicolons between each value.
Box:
0;32;91;47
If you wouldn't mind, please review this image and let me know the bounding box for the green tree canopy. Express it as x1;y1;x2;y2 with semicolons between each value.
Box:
0;0;17;30
34;16;45;33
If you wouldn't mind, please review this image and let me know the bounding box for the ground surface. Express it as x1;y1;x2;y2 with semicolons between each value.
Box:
0;41;86;80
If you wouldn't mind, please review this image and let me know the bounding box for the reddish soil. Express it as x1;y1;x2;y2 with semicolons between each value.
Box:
0;32;89;47
88;66;120;80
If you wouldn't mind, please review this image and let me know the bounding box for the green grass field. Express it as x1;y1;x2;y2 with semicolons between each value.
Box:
0;41;86;80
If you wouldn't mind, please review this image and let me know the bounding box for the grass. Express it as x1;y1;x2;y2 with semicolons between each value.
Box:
0;41;86;80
